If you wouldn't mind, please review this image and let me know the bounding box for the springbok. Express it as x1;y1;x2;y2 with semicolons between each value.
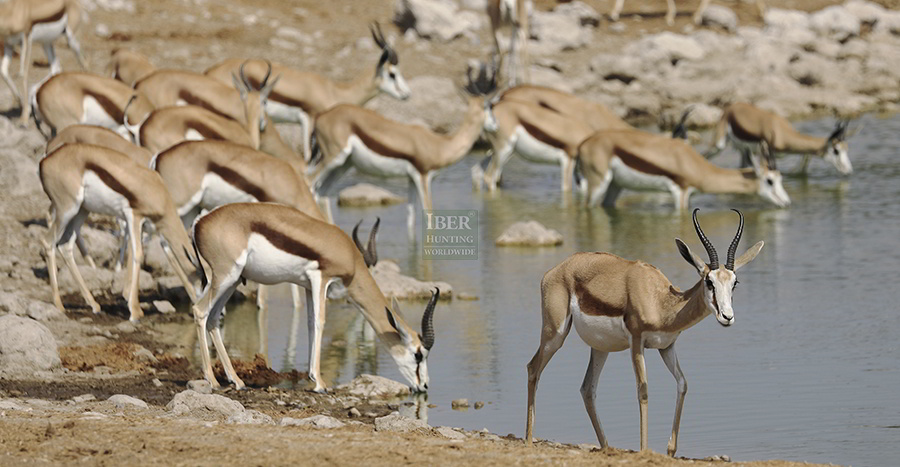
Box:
577;128;791;209
1;0;86;125
498;85;631;132
203;23;410;161
527;209;764;456
32;72;154;139
707;102;853;175
190;202;439;392
610;0;766;26
105;48;155;86
487;0;530;85
39;143;200;322
134;63;303;172
308;63;496;236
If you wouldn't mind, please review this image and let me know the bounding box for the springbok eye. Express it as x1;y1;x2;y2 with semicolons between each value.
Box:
767;178;774;186
705;278;714;289
733;280;739;290
389;71;396;79
414;350;423;363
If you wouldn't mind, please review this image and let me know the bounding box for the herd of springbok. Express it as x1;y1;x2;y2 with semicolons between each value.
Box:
2;0;858;457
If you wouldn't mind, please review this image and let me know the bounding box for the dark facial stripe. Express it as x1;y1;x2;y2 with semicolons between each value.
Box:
249;222;321;261
208;162;270;202
84;162;138;206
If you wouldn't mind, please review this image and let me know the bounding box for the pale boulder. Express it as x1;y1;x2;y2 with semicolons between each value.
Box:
0;315;61;373
495;221;563;247
338;374;411;399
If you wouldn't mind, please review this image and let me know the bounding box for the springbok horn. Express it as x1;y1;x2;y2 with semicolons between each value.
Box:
367;217;380;267
725;209;744;270
692;208;719;270
370;22;385;48
422;288;439;350
261;60;273;89
352;219;376;268
238;61;252;90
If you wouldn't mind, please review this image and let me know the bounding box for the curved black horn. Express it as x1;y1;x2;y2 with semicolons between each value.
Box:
672;106;694;140
421;288;439;350
370;22;386;48
238;60;253;90
367;217;380;267
352;219;376;268
725;209;744;270
692;208;719;270
261;60;273;89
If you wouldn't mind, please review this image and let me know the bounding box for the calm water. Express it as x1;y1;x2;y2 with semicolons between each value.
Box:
208;114;899;466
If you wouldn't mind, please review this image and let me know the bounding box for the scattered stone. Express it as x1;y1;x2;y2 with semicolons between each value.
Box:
114;321;137;334
0;400;30;411
435;426;466;439
107;394;148;409
704;455;732;462
337;374;411;399
451;398;469;409
456;292;478;301
72;394;96;403
187;380;213;395
372;260;453;300
474;401;484;410
152;300;176;314
348;407;361;418
393;0;481;42
337;183;404;207
166;390;245;417
553;1;601;27
132;346;158;364
227;409;274;425
374;412;429;432
280;414;345;429
0;293;63;322
530;10;593;54
495;221;563;247
0;315;61;374
151;378;163;388
700;5;738;32
810;5;860;42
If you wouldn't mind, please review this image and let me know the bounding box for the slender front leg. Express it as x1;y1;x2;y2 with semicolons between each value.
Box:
45;214;65;312
665;0;677;25
630;335;649;451
407;178;417;240
58;211;101;314
580;348;610;448
660;344;687;457
610;0;625;21
74;232;97;269
305;271;328;392
1;44;22;105
525;312;572;445
211;326;245;389
256;284;269;359
192;298;219;388
18;34;32;126
64;27;88;70
124;212;144;322
43;43;60;75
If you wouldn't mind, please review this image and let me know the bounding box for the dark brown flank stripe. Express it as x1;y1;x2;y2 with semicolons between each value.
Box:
34;7;66;25
186;120;230;140
575;283;624;317
614;147;687;187
207;162;271;202
176;90;233;120
520;119;568;151
84;162;138;206
84;91;125;123
352;123;427;173
249;222;321;261
728;117;761;143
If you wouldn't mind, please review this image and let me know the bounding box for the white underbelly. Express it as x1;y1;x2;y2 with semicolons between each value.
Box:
514;126;568;165
82;96;120;129
609;156;678;193
30;14;68;43
199;173;258;211
81;171;129;218
347;135;414;178
265;100;307;124
571;294;630;352
241;233;320;286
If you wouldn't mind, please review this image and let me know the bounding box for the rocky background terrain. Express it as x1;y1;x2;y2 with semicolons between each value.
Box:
1;0;897;464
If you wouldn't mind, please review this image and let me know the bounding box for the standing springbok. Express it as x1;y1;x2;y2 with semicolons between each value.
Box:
527;209;764;456
134;63;303;172
707;102;853;175
32;72;154;139
577;129;791;209
499;85;631;132
610;0;766;26
105;48;155;86
204;23;410;161
39;143;200;322
487;0;530;85
2;0;86;125
190;202;439;392
308;65;496;236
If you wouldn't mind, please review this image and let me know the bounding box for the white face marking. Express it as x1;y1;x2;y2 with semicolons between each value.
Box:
609;156;680;193
512;126;568;164
389;343;429;392
240;233;320;286
198;173;258;212
379;64;411;100
705;269;736;326
757;169;791;207
81;171;130;218
184;128;205;141
82;96;120;130
28;13;68;43
825;142;852;175
347;134;415;178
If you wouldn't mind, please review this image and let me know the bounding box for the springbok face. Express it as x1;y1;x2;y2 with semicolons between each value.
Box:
371;23;411;101
233;60;281;145
384;289;439;392
824;139;852;175
756;168;791;208
676;209;764;327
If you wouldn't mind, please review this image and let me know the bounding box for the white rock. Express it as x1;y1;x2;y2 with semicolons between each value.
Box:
338;374;411;399
810;5;860;41
0;315;61;373
187;380;213;395
872;10;900;36
530;10;592;54
495;221;563;247
843;0;887;24
73;394;96;403
132;346;158;364
0;293;62;322
227;409;274;425
435;426;467;439
372;260;452;300
275;26;312;44
552;1;601;27
682;103;723;127
166;390;245;417
764;8;811;32
114;321;137;334
394;0;480;42
0;400;30;411
374;412;429;432
370;75;463;131
280;414;345;428
153;300;176;314
632;32;705;62
337;183;404;207
108;394;148;409
699;5;738;32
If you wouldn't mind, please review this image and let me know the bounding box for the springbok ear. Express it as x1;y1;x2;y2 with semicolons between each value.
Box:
676;238;707;276
734;241;764;271
231;73;248;100
385;306;412;343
